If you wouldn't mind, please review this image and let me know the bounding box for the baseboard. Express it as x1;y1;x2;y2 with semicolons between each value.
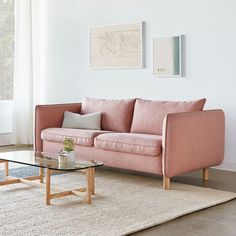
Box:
212;162;236;172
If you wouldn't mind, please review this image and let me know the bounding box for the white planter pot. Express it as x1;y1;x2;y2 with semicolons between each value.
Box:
58;151;75;165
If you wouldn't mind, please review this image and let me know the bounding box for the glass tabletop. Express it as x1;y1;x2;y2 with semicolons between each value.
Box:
0;151;103;171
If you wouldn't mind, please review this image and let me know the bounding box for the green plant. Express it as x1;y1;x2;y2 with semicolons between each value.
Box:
63;138;74;152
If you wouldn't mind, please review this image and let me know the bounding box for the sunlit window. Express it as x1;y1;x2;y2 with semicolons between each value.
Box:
0;0;14;100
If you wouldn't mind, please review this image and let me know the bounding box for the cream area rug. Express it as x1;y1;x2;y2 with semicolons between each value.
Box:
0;169;235;236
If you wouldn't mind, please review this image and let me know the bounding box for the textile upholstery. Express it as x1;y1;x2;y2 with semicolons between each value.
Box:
42;140;163;175
81;97;136;132
35;98;225;180
35;103;81;152
94;133;162;156
162;110;225;177
62;111;102;130
131;98;206;135
41;128;110;147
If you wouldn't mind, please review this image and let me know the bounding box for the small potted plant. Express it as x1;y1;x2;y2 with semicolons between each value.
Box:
59;138;75;164
63;138;74;154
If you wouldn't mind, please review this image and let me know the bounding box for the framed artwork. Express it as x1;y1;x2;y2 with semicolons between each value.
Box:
90;22;143;69
153;35;182;77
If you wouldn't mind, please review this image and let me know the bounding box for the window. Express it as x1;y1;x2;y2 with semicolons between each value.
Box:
0;0;14;100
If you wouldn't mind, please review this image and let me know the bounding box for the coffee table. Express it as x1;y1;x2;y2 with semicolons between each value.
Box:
0;151;103;205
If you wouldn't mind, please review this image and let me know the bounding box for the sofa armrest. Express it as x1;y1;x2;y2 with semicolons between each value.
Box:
35;103;82;152
162;110;225;177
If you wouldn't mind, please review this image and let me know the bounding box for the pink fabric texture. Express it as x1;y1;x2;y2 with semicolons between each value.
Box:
35;99;225;179
162;110;225;177
43;140;163;175
35;103;82;152
81;97;136;132
41;128;110;147
131;98;206;135
94;133;162;156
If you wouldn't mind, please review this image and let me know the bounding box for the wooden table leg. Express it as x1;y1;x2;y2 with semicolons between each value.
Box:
39;167;44;183
86;168;92;204
45;168;51;205
5;161;9;178
91;168;95;195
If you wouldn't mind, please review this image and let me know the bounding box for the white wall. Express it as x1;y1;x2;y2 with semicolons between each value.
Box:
38;0;236;170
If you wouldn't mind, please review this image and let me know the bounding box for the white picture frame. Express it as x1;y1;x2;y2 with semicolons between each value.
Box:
153;35;182;77
89;22;144;69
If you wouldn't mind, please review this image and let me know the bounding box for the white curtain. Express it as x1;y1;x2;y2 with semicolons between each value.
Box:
13;0;39;145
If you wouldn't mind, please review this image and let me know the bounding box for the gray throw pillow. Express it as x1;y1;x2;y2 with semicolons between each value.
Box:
62;111;102;130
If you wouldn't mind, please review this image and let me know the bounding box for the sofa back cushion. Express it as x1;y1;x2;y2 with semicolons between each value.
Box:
130;98;206;135
81;97;136;132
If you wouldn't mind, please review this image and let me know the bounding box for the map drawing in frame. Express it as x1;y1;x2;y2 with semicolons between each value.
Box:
90;22;143;69
153;35;182;77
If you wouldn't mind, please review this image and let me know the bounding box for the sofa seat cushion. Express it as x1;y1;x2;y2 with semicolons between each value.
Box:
81;97;136;132
41;128;110;147
94;133;162;156
131;98;206;135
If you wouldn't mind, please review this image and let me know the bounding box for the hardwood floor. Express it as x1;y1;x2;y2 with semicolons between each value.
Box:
0;145;235;235
0;144;33;153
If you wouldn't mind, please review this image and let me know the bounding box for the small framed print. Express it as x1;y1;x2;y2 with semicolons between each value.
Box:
153;35;182;77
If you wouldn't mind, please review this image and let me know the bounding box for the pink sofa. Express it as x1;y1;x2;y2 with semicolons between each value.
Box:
35;97;225;189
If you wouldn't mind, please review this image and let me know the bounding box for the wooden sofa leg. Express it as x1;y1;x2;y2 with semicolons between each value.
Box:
203;168;209;181
163;176;170;190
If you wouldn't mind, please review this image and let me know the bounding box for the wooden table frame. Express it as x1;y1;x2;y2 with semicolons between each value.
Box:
0;160;95;205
